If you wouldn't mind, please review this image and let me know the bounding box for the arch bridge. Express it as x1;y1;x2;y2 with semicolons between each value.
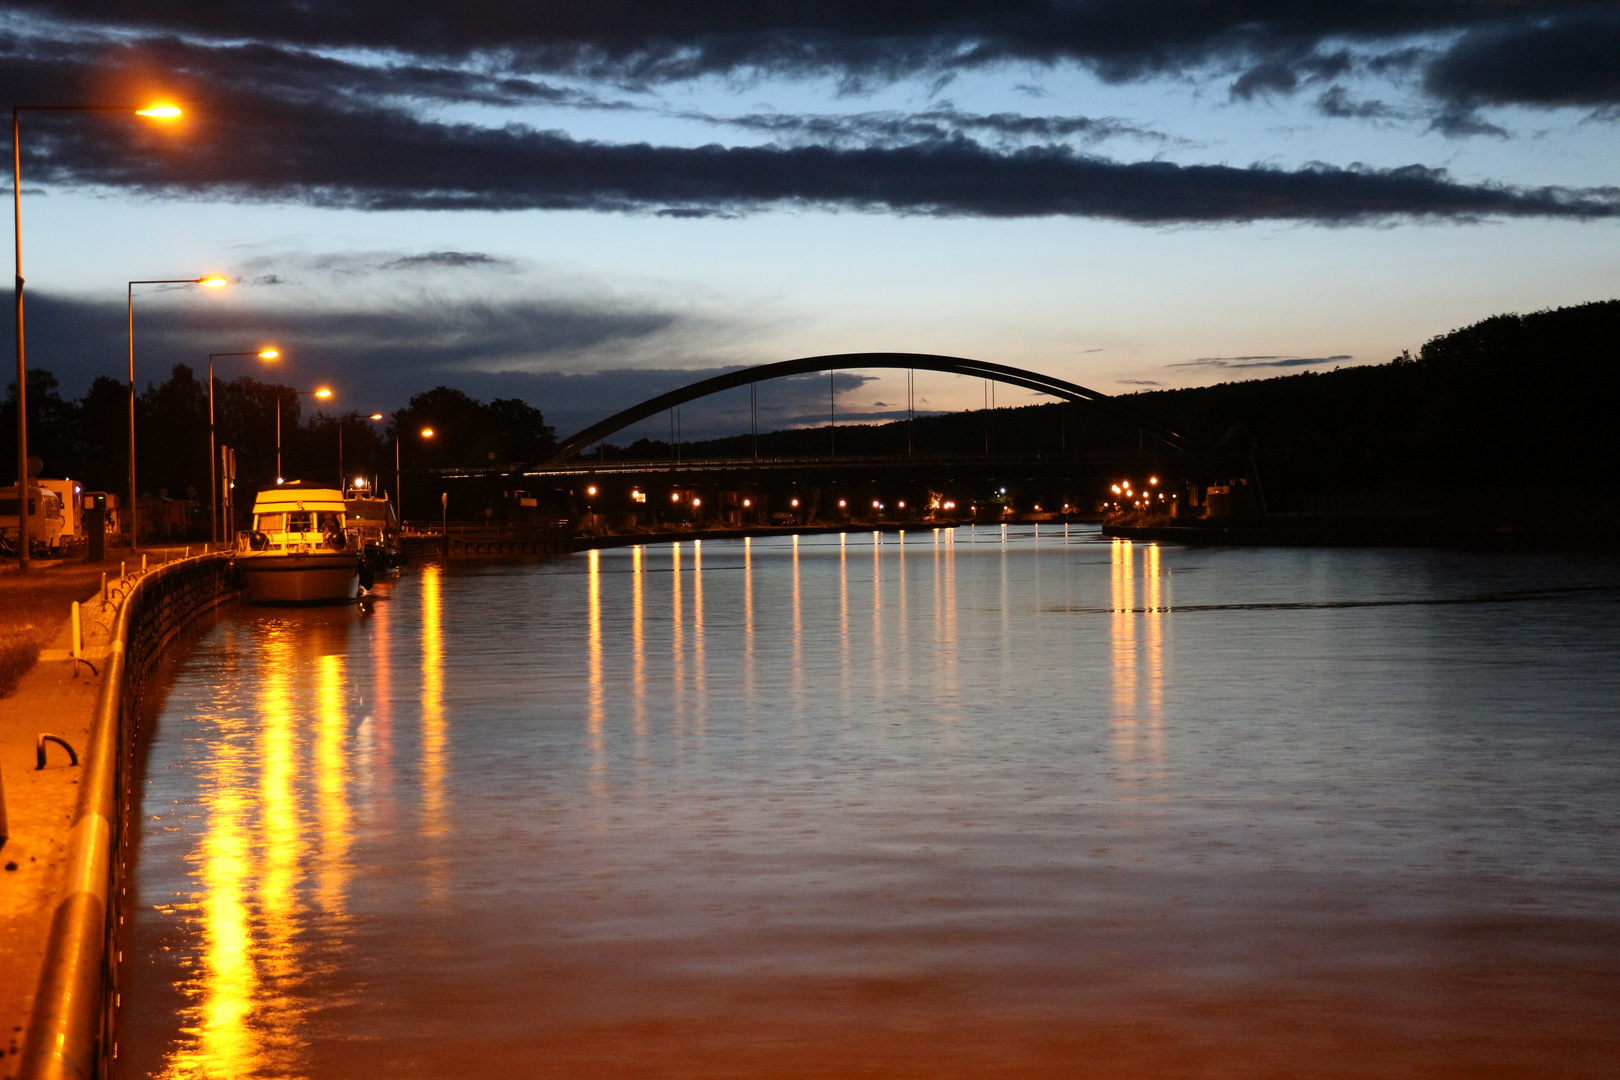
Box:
539;352;1200;470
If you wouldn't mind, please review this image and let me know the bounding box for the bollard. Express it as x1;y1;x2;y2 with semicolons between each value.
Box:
100;571;107;603
70;602;80;660
141;554;147;571
120;560;126;579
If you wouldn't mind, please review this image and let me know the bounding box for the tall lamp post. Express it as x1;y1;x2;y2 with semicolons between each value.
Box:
275;386;332;484
208;347;279;543
411;426;436;528
128;276;229;548
12;102;182;572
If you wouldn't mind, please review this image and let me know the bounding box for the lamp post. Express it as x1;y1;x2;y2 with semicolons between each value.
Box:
362;411;389;510
412;427;435;528
275;386;332;484
12;102;182;571
127;276;228;548
207;348;279;543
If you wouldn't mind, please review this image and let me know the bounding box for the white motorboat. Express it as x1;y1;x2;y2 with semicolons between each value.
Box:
236;483;362;604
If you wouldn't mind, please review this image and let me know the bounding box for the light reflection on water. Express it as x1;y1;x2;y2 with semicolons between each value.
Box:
120;528;1620;1078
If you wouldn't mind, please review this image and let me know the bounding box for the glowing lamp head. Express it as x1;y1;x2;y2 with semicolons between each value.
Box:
420;427;434;438
790;498;799;507
692;498;701;507
314;388;333;399
198;276;229;288
370;413;384;421
586;485;598;497
136;105;182;118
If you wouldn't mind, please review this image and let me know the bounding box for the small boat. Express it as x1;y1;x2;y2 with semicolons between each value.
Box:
235;483;363;604
345;487;407;575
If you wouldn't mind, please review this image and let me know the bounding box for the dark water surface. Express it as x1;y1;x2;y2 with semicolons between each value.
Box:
117;528;1620;1079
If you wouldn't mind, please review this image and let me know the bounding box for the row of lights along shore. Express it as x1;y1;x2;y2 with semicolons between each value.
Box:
9;98;447;561
1106;475;1176;512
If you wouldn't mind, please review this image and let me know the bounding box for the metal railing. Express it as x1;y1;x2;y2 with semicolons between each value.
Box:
19;552;239;1080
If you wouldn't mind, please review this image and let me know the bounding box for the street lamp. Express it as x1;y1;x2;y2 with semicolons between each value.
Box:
207;348;279;543
407;427;434;525
275;387;333;483
127;275;229;548
12;101;184;570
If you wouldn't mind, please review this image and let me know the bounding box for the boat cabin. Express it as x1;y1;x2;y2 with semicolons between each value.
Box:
242;483;353;553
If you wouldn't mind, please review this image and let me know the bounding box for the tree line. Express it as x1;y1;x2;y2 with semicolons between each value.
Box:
1;370;557;521
638;298;1619;513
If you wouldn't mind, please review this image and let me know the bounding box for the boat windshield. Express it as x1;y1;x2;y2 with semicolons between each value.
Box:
286;511;313;533
256;513;284;532
317;511;344;532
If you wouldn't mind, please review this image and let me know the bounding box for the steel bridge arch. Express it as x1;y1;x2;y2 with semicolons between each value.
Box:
544;352;1196;464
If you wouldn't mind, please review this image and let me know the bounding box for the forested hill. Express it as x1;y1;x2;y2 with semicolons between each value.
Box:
615;299;1617;510
1123;298;1619;508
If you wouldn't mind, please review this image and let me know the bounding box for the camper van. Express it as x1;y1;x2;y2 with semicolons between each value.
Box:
36;479;84;540
0;483;67;553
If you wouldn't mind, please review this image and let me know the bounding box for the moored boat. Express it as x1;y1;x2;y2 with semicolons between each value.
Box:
236;483;362;604
345;486;407;574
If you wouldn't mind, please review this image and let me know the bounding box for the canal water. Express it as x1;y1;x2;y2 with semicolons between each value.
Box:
117;528;1620;1079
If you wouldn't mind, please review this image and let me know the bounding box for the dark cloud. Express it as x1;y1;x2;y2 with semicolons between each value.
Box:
1427;109;1511;139
705;105;1180;148
1171;354;1352;369
0;10;1613;228
1315;85;1406;121
1116;378;1162;385
380;251;506;270
20;288;694;419
1425;9;1620;110
15;83;1617;223
0;1;1542;86
8;1;1620;116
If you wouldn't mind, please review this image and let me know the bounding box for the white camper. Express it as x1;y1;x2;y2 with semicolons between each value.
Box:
0;483;67;552
36;479;85;539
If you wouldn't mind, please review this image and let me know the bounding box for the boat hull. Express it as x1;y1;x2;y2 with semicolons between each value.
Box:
238;552;361;604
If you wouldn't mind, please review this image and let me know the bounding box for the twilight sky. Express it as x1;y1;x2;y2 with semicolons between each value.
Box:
6;0;1619;441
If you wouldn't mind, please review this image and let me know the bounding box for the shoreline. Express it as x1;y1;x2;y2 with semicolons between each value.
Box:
1103;515;1619;550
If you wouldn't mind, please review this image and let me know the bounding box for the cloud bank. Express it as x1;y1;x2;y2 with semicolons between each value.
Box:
2;5;1617;225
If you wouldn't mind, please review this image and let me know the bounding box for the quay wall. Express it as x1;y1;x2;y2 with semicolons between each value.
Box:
19;554;239;1080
